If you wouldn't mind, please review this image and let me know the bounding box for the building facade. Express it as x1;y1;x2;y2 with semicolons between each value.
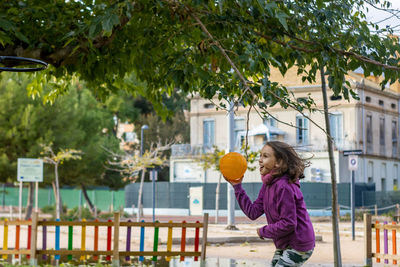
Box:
170;68;400;191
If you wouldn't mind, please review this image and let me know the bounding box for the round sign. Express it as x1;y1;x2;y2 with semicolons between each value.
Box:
348;155;358;171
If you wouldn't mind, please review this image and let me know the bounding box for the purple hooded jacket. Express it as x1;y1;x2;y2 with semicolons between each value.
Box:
233;175;315;251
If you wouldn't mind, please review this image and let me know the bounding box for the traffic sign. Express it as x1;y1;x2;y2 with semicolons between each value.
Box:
348;155;358;171
343;150;363;156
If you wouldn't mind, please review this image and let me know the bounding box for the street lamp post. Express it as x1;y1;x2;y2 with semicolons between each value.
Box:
140;125;149;156
227;100;238;230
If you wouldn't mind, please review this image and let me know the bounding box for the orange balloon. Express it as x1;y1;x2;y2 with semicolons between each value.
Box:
219;152;247;181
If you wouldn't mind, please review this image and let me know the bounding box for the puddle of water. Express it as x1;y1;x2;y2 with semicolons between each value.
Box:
168;257;268;267
166;258;361;267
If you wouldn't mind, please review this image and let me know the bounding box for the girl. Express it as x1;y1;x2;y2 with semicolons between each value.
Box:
227;141;315;266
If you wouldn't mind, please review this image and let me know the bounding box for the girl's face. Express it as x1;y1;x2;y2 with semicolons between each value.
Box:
259;145;281;176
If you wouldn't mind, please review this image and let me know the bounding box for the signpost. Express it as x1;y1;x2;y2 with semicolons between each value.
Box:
150;169;158;222
17;158;43;219
343;150;362;241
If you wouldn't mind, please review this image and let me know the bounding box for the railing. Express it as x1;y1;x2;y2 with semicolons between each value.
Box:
364;213;399;266
0;212;209;266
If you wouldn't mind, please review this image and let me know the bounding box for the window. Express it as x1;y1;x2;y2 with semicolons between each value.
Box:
381;163;387;191
392;103;397;109
366;96;371;103
366;115;373;153
234;117;245;149
381;178;387;191
367;161;374;184
296;115;309;146
329;112;343;148
124;132;135;142
203;120;215;149
204;103;214;109
393;120;398;157
263;116;277;127
394;165;398;191
379;100;384;107
380;117;385;155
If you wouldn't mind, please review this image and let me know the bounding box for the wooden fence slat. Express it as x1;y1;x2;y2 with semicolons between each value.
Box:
364;214;372;267
27;219;31;260
373;252;400;261
166;220;173;262
15;220;20;259
0;249;30;255
68;221;73;261
194;220;200;262
125;219;131;262
201;213;209;261
106;219;112;261
93;219;99;261
384;221;388;264
180;220;187;262
393;221;397;265
35;250;200;257
113;212;120;267
2;219;8;260
0;213;209;264
38;221;202;227
30;212;38;266
42;220;47;260
80;219;86;261
55;218;60;261
152;221;159;262
139;220;145;263
376;221;380;263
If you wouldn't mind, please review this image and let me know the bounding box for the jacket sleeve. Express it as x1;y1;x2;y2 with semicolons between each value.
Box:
233;183;265;220
259;185;297;239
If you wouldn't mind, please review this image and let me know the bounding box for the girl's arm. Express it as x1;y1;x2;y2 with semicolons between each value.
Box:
233;183;265;220
258;186;297;239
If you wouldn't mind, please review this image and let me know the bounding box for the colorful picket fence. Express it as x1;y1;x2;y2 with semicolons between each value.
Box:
364;213;400;266
0;212;209;266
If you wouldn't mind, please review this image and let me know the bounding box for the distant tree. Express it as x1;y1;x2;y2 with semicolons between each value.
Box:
196;145;259;224
40;144;82;220
106;142;171;221
0;73;122;213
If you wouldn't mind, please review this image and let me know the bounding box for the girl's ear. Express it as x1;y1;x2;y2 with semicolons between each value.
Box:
274;160;282;169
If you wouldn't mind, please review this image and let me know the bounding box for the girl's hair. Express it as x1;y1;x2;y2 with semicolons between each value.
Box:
265;141;308;182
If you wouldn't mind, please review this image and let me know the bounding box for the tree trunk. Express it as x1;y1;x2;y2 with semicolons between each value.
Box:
320;66;342;267
24;183;34;220
54;163;62;219
215;174;221;224
136;169;146;222
81;184;95;213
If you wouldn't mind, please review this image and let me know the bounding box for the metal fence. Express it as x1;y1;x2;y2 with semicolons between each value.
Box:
0;186;124;212
124;181;376;210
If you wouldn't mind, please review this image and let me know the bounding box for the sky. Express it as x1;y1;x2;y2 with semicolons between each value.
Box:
364;0;400;32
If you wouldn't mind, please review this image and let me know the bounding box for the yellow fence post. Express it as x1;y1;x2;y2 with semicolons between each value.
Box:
113;212;120;267
30;212;38;266
2;219;8;260
364;213;372;267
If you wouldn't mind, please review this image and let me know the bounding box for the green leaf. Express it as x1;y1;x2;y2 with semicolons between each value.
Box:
0;18;15;31
14;31;29;44
88;21;102;39
277;12;289;31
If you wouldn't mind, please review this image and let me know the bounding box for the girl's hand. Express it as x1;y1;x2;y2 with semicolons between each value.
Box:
256;228;264;240
223;176;243;186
